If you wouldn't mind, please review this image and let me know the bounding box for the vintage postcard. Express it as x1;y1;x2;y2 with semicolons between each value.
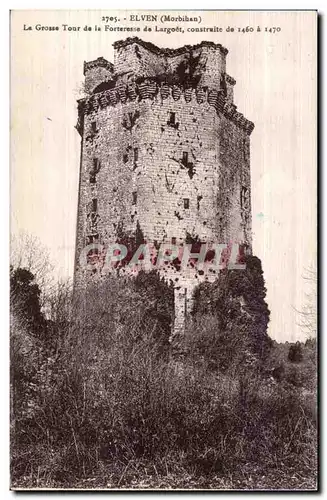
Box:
10;10;317;490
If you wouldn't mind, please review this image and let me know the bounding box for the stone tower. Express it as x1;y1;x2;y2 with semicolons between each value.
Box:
74;37;254;334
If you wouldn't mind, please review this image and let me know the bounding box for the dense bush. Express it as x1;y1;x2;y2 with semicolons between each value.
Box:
266;338;317;391
288;342;303;363
10;267;46;335
187;256;272;374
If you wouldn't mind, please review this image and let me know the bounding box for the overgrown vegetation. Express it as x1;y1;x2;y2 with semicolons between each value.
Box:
10;258;317;490
188;256;271;372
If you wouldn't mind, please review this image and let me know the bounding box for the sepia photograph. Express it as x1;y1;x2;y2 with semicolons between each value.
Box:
10;9;317;490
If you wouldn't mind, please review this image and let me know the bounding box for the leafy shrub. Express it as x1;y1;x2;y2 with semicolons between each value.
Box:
187;256;271;373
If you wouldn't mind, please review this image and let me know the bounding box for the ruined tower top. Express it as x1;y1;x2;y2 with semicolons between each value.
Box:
79;37;253;136
83;37;230;94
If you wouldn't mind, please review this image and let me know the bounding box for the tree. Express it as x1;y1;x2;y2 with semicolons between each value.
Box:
288;342;303;363
10;231;54;294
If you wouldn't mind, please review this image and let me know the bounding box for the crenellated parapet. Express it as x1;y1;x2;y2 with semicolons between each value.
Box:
77;78;254;135
113;37;229;56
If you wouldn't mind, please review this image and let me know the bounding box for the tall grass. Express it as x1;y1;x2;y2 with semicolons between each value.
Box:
10;271;317;489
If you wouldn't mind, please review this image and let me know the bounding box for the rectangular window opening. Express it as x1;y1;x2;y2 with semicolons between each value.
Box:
182;152;188;166
92;198;98;212
132;191;137;205
241;186;248;208
183;198;190;209
90;158;100;183
169;112;176;125
91;121;97;134
134;148;138;162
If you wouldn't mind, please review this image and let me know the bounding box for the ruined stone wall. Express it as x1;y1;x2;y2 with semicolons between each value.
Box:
84;58;115;94
112;38;227;87
114;40;166;80
218;115;252;247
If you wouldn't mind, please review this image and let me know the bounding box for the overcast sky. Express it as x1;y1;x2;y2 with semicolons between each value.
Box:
11;10;317;342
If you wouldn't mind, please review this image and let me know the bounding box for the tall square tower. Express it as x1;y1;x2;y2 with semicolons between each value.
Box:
74;37;254;333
